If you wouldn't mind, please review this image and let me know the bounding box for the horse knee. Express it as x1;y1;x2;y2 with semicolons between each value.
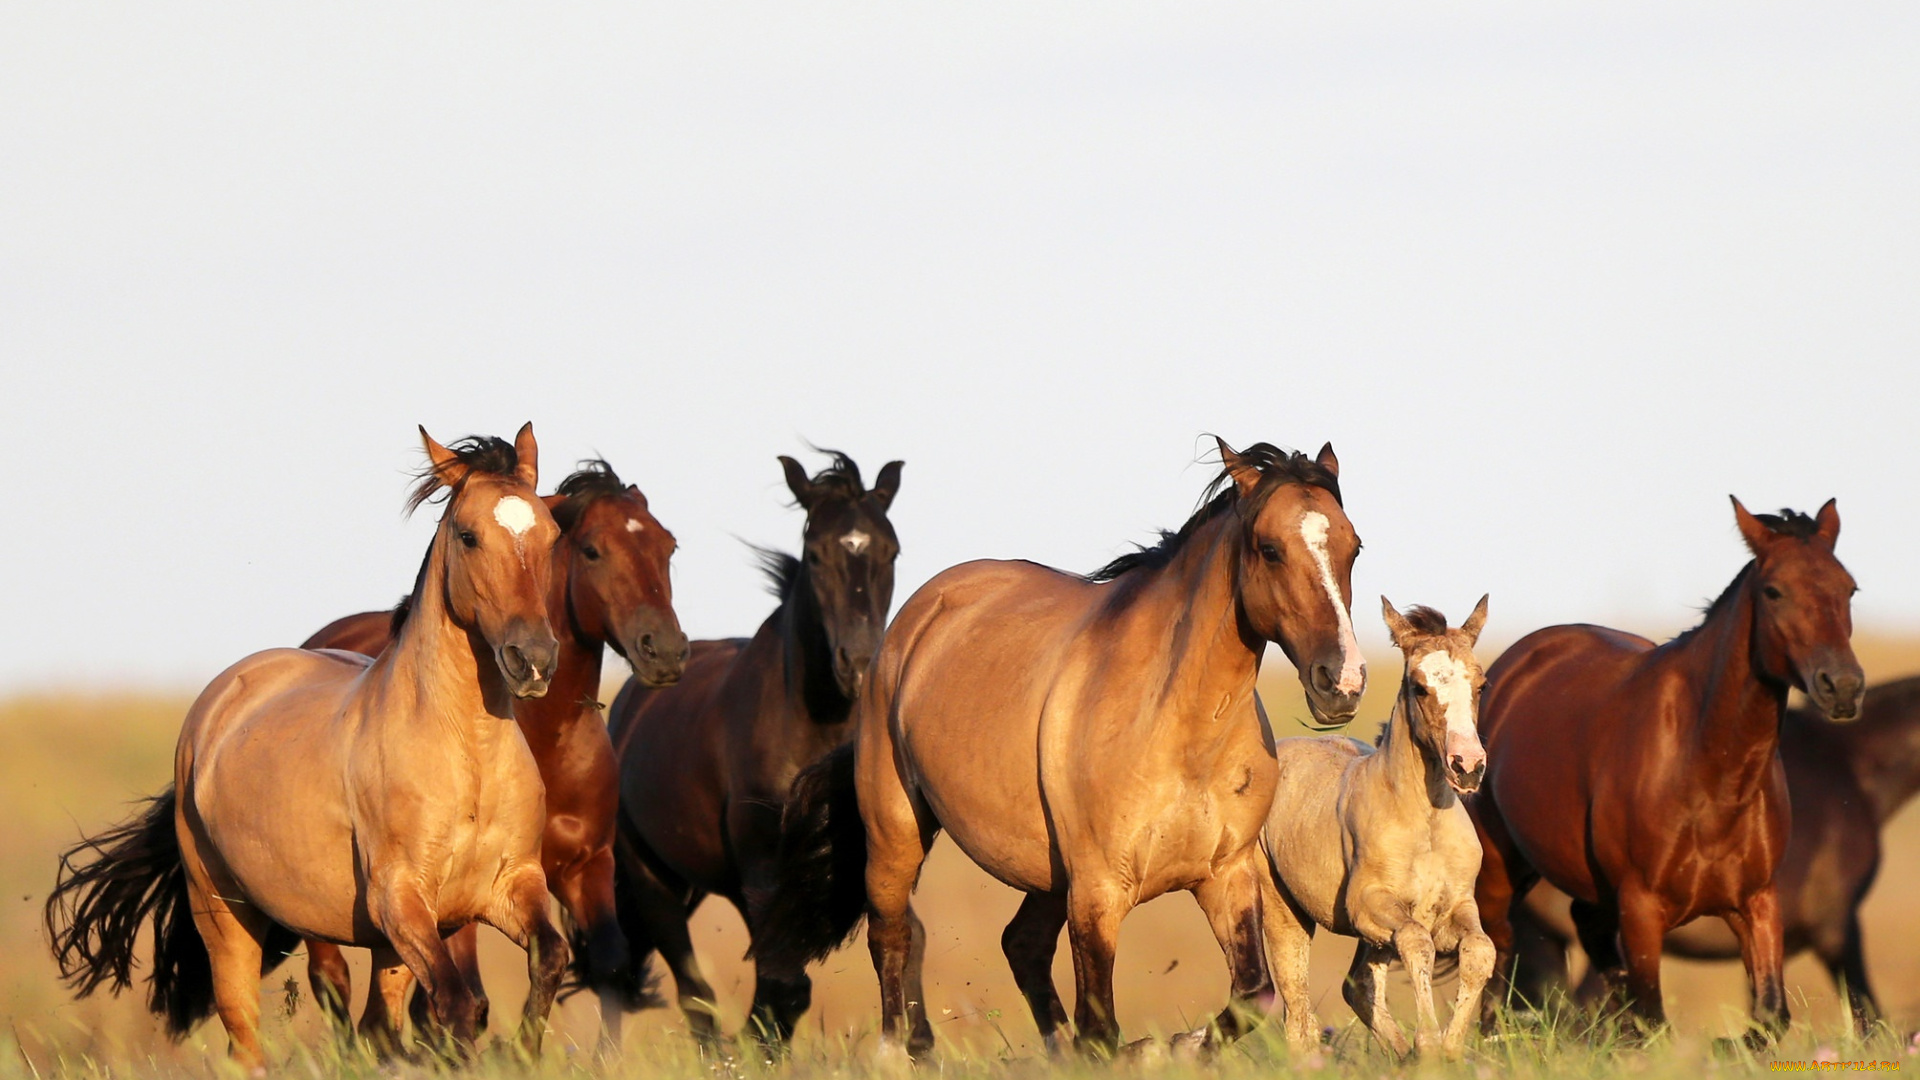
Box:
1459;933;1496;982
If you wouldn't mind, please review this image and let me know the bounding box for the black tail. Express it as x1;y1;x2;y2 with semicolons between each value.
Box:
44;785;214;1037
750;744;868;969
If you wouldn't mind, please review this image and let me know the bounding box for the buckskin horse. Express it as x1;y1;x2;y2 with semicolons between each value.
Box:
1508;674;1920;1032
1262;597;1493;1060
1469;498;1863;1043
46;426;571;1068
298;458;687;1046
762;440;1366;1059
602;450;903;1048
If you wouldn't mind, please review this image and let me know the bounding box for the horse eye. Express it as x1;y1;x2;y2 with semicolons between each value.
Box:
1413;684;1429;697
581;544;601;561
1763;585;1783;601
1259;543;1281;563
458;530;478;548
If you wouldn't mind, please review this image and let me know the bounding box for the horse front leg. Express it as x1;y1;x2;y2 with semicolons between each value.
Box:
483;862;571;1056
1259;868;1321;1052
1444;903;1496;1060
1723;885;1789;1046
367;880;482;1052
1065;880;1129;1055
1614;885;1672;1039
550;840;630;1048
1186;850;1276;1053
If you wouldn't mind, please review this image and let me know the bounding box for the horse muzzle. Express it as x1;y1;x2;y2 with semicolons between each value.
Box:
623;619;690;688
1806;657;1865;721
1444;729;1487;793
497;635;558;700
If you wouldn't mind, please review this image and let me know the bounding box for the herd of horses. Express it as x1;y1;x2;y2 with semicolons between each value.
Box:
39;423;1920;1070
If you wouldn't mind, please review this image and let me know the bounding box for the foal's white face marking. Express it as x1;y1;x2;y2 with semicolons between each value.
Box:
625;517;645;533
493;495;537;537
840;529;871;555
1300;511;1366;695
1416;650;1477;739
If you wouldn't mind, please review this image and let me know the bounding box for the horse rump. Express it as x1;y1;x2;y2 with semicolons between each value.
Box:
751;743;869;969
44;785;214;1037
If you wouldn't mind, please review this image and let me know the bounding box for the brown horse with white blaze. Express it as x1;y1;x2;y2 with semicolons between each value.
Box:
45;426;571;1069
1469;498;1863;1042
762;440;1365;1059
298;458;687;1045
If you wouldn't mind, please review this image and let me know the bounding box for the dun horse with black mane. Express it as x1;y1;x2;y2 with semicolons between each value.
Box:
603;450;903;1048
298;457;687;1046
46;426;571;1068
762;439;1365;1059
1469;498;1863;1043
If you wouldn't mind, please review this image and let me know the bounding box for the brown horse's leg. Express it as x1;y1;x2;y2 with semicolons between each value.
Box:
1260;871;1320;1051
1569;899;1626;1012
359;947;414;1057
1064;882;1128;1055
1723;886;1789;1045
305;940;353;1031
612;834;720;1046
484;865;571;1056
1342;942;1410;1058
1613;887;1670;1036
1188;852;1276;1049
1001;892;1069;1053
552;842;629;1036
409;925;488;1037
1819;913;1879;1034
367;882;482;1051
1467;795;1535;1028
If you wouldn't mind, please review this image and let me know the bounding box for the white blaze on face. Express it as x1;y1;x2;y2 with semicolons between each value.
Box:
1416;649;1486;774
1300;511;1366;695
625;517;645;533
840;529;871;555
493;495;537;537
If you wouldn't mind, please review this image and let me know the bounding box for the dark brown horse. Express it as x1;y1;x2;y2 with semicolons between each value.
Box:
1469;498;1863;1042
299;459;686;1045
603;450;903;1048
1509;675;1920;1031
762;440;1366;1060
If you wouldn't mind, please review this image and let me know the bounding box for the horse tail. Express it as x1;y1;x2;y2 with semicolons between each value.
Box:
751;743;869;969
44;784;215;1037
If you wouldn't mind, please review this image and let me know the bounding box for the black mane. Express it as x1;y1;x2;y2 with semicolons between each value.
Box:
550;458;630;532
1401;605;1449;636
795;449;868;505
1754;507;1821;540
404;434;522;516
1087;442;1342;582
752;545;802;601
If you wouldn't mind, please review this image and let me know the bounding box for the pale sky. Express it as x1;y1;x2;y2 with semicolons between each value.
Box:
3;3;1916;691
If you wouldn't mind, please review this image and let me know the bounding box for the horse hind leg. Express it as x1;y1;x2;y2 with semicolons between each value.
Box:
1342;942;1410;1059
1819;912;1880;1035
861;735;939;1062
359;948;415;1058
612;832;720;1048
304;940;353;1032
1001;892;1070;1054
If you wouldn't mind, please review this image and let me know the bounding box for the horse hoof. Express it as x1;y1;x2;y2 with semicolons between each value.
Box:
871;1039;915;1073
1118;1036;1169;1066
1169;1028;1212;1060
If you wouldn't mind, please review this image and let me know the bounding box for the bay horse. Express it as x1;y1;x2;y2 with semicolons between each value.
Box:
298;458;687;1045
603;450;903;1047
762;440;1366;1059
1469;498;1864;1042
1263;597;1493;1061
45;426;571;1068
1508;674;1920;1032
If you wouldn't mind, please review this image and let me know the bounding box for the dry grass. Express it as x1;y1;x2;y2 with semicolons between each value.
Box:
6;633;1920;1076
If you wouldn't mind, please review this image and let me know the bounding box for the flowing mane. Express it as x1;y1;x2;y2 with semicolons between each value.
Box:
549;459;631;532
1669;506;1821;647
1087;442;1341;582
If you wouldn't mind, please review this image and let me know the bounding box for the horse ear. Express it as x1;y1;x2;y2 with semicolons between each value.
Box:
511;422;539;488
1316;442;1340;479
870;460;904;510
1731;496;1772;555
1814;498;1840;546
1461;594;1490;646
779;456;815;508
626;483;650;508
1214;437;1261;498
541;493;565;513
420;427;470;488
1381;596;1415;649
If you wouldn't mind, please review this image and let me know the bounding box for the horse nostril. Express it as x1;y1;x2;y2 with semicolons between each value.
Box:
501;644;526;676
1311;664;1335;695
639;633;656;658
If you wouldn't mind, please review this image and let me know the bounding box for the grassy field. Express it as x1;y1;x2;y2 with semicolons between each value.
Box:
6;634;1920;1077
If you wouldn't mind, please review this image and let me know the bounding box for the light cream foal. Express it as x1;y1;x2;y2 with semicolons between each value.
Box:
1261;597;1495;1060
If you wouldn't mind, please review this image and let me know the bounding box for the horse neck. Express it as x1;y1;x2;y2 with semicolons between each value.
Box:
776;563;854;726
1838;680;1920;825
517;542;605;753
371;530;515;729
1665;567;1787;780
1125;510;1262;720
1373;669;1456;811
